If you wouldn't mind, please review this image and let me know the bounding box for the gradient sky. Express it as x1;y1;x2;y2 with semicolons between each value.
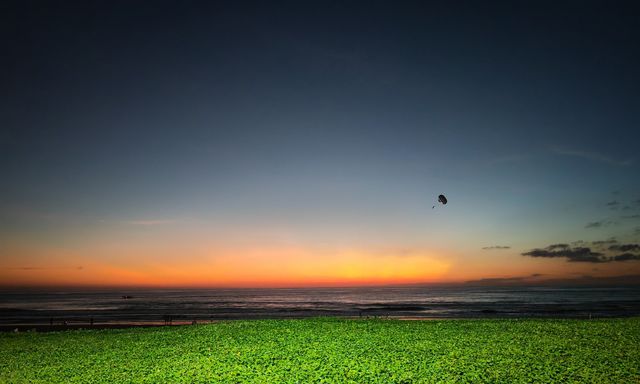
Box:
1;1;640;287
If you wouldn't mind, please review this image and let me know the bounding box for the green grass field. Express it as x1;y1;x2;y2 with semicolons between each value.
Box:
1;318;639;383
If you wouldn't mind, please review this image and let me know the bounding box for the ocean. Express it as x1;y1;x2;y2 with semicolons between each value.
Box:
1;286;639;327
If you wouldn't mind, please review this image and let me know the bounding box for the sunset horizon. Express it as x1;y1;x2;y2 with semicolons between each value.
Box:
2;2;640;381
3;1;640;290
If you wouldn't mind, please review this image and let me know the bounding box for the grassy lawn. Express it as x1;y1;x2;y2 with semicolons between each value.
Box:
1;317;639;383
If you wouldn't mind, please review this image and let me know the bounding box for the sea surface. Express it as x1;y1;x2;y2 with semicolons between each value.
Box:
1;286;639;326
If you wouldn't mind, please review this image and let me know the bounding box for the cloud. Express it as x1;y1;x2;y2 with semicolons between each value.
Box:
551;147;633;166
482;245;511;250
606;201;620;210
591;239;618;246
585;220;615;229
609;244;640;252
546;243;569;250
522;245;607;263
611;253;640;262
621;215;640;220
614;198;640;212
465;274;640;286
127;219;175;226
465;274;543;286
523;241;640;263
465;277;527;285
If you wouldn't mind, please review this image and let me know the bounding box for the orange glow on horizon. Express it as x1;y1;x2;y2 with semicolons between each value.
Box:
4;241;634;288
0;244;454;288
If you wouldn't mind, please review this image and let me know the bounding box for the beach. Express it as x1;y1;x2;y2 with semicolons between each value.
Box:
2;286;639;332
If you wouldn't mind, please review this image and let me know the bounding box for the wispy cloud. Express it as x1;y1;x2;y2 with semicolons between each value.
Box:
551;147;633;166
609;197;640;213
469;274;640;286
546;243;569;250
606;201;620;210
585;220;616;229
591;238;618;246
127;219;175;226
465;274;544;286
482;245;511;250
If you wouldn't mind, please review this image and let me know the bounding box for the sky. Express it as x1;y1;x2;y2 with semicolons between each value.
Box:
1;0;640;287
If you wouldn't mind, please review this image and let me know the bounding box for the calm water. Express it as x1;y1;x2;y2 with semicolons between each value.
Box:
1;286;639;325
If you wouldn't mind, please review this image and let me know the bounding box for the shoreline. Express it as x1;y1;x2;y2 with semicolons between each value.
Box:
2;314;630;332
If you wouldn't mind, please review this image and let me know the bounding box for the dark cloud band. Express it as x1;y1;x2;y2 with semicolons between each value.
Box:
522;242;640;263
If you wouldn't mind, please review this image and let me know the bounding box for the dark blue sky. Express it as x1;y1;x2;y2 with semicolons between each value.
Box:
1;1;639;286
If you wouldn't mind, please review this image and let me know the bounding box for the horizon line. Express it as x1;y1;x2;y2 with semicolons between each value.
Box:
2;276;639;290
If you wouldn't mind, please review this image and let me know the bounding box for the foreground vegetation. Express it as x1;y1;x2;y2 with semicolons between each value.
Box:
1;317;639;383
